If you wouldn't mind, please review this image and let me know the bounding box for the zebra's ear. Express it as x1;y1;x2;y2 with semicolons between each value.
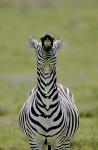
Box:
29;36;40;51
53;38;62;51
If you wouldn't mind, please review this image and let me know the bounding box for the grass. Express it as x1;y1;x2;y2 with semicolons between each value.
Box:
0;0;98;149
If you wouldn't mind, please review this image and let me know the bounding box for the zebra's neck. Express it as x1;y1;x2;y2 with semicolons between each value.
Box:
36;66;58;108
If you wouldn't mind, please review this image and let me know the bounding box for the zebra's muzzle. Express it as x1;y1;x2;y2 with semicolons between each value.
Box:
43;46;52;53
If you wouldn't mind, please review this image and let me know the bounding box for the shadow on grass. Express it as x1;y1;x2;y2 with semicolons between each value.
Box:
80;108;98;118
0;147;18;150
71;139;98;150
80;111;93;118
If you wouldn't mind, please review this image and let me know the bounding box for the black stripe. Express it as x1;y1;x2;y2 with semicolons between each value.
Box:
29;111;64;133
35;101;45;115
48;88;57;99
36;92;46;107
29;113;47;132
48;78;56;92
53;107;62;121
48;145;51;150
48;102;58;110
47;73;56;86
38;78;44;90
27;117;38;133
38;86;47;98
31;106;39;117
47;114;64;132
44;139;47;145
48;104;58;118
52;93;58;101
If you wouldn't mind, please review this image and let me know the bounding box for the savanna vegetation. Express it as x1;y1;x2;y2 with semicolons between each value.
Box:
0;0;98;149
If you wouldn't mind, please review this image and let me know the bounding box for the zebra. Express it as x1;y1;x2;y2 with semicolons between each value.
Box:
19;34;79;150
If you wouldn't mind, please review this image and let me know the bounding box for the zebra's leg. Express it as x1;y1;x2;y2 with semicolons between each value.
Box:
63;139;70;150
29;142;48;150
28;136;45;150
29;139;39;150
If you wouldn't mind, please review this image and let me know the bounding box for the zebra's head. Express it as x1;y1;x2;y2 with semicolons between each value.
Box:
29;34;62;73
40;34;54;53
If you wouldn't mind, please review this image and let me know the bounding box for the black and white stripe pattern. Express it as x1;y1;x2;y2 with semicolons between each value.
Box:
19;36;79;150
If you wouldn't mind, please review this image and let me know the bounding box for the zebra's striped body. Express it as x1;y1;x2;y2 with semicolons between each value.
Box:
19;35;79;150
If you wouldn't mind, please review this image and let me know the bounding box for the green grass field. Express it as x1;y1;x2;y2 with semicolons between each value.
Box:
0;0;98;149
